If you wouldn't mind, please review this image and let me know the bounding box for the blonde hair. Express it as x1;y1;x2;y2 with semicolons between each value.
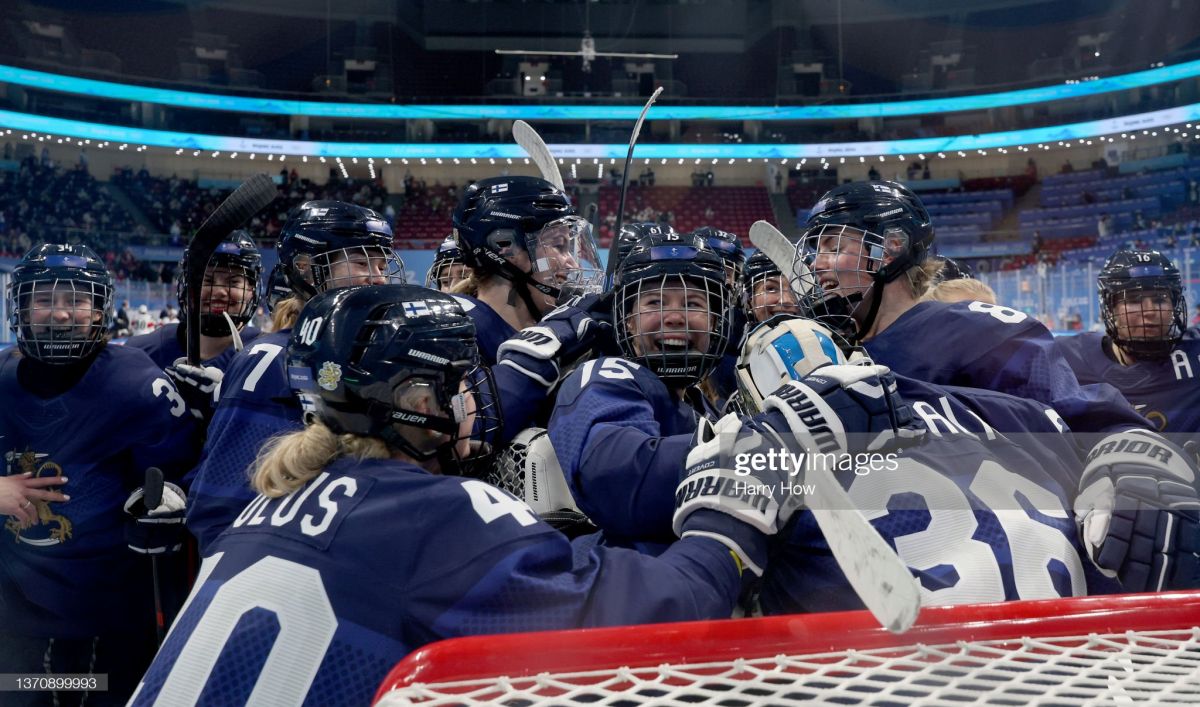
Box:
252;420;389;497
921;278;998;305
449;273;482;297
271;295;305;332
902;259;945;299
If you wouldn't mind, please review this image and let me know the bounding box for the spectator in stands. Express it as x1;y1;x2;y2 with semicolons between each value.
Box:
1098;215;1113;239
1061;160;1074;174
1025;158;1038;181
922;162;931;180
705;170;715;187
868;164;882;180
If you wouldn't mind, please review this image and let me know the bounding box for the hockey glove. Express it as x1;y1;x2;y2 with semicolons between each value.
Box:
484;428;595;537
124;482;188;555
166;357;224;420
674;413;804;577
787;363;924;454
1075;430;1200;592
496;300;615;390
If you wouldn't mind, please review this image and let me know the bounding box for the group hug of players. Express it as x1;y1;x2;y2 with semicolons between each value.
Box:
2;176;1199;706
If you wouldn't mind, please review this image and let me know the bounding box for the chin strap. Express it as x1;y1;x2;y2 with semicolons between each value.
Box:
222;312;245;352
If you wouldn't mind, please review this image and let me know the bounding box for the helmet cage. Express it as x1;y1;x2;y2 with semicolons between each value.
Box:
743;253;801;324
302;244;406;294
177;239;263;337
1100;272;1186;360
9;275;112;364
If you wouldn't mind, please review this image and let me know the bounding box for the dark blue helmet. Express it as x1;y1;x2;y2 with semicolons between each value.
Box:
1099;249;1186;360
614;232;733;386
795;180;935;343
452;176;602;315
277;200;404;300
287;284;502;468
176;229;262;336
614;222;675;279
690;226;746;288
6;243;113;364
425;235;467;291
932;256;974;284
263;263;292;315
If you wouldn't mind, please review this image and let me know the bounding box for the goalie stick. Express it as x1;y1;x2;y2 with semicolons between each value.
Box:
748;220;815;300
606;86;664;282
185;173;277;365
512;120;565;191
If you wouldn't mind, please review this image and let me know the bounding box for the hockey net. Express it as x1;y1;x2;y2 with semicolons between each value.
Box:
375;590;1200;706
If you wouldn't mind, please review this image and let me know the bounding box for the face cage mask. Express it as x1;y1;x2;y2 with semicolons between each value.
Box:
9;278;112;364
793;223;896;344
615;274;729;387
1102;286;1186;360
745;271;801;324
310;245;407;294
195;262;260;336
425;257;469;292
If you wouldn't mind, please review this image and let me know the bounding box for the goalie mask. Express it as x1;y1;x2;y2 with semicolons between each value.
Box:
287;284;502;469
453;176;603;316
614;233;733;387
7;243;113;364
795;181;934;344
735;316;848;414
277;200;405;301
177;230;262;337
425;236;469;292
1099;249;1186;361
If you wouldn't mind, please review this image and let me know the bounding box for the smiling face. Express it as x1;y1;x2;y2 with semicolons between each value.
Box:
316;245;404;292
1110;288;1176;344
621;276;716;368
25;281;102;340
748;273;801;321
201;263;252;321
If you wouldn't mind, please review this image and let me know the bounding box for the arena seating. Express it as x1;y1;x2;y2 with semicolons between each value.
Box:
596;184;775;244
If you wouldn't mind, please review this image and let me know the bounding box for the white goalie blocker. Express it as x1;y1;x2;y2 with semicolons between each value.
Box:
735;315;848;413
484;428;590;528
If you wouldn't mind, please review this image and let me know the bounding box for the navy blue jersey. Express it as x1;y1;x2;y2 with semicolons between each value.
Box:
0;346;202;637
865;300;1149;434
549;357;702;543
451;294;516;366
130;457;743;707
186;330;301;553
125;322;261;373
761;375;1120;616
1056;330;1200;433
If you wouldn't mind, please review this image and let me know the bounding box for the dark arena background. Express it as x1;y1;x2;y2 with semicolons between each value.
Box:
4;1;1200;705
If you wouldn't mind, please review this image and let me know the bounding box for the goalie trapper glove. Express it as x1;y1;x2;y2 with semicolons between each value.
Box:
124;482;188;555
1075;430;1200;592
496;298;615;389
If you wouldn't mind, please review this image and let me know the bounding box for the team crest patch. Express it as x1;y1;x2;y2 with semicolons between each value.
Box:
317;361;343;391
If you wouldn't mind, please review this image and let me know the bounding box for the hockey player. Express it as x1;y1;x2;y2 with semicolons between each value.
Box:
690;226;747;406
424;235;470;292
0;244;202;705
1056;249;1200;432
130;284;799;707
125;230;263;372
791;181;1199;592
450;175;604;362
548;232;734;543
743;248;801;324
184;201;405;552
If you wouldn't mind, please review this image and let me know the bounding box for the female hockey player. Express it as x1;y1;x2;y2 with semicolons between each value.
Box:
791;181;1200;593
184;201;406;552
129;284;798;707
1055;249;1200;432
424;234;471;292
0;243;202;705
743;247;802;324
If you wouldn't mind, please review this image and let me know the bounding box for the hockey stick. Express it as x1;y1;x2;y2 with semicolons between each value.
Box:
185;173;277;365
143;467;166;645
749;220;814;300
513;121;565;191
606;86;664;282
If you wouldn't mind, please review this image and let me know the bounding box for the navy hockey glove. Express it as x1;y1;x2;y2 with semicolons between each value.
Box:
166;357;223;420
674;413;804;577
1075;430;1200;592
124;482;188;555
496;300;614;389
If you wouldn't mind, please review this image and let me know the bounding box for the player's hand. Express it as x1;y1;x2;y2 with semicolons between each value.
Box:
0;473;69;528
673;413;803;577
496;300;614;389
784;363;924;454
124;482;188;555
166;357;224;420
1075;430;1200;591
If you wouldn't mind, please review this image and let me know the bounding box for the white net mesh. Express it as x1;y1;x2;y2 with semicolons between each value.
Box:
378;628;1200;706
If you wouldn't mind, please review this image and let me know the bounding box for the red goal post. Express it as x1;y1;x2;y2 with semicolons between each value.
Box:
374;590;1200;705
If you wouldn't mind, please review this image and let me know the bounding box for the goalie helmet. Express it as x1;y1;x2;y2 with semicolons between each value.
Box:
7;243;113;364
795;180;934;344
176;230;262;337
453;176;603;316
287;284;501;467
613;232;733;386
690;226;746;289
425;235;467;292
743;248;801;324
1098;249;1186;360
735;316;847;413
277;200;405;300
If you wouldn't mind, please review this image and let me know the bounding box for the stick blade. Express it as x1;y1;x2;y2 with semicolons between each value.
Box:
749;220;814;300
513;120;565;191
